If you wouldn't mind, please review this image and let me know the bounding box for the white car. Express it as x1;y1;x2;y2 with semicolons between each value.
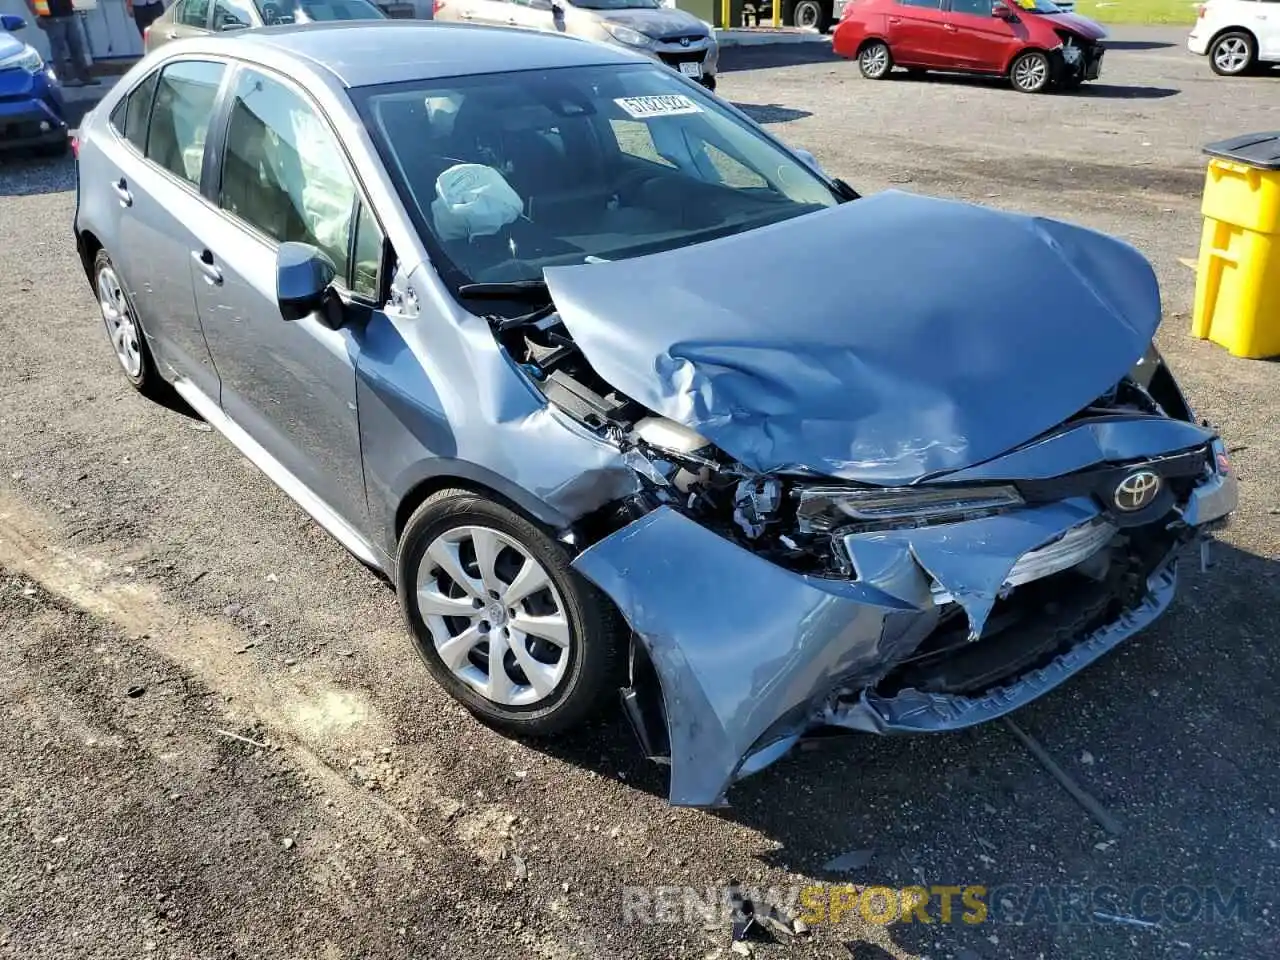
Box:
1188;0;1280;76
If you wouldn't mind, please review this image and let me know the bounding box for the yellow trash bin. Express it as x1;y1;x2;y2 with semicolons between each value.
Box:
1191;132;1280;360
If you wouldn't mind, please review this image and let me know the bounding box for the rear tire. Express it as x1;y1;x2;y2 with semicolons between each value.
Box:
858;40;893;80
791;0;828;31
1208;31;1255;76
397;489;624;736
1009;50;1053;93
92;250;166;400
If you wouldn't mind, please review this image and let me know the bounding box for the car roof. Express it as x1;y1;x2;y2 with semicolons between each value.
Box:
196;21;640;88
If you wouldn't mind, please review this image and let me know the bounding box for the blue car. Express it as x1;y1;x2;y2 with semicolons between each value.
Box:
0;14;68;155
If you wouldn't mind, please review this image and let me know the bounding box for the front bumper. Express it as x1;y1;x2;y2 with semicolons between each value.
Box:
0;69;68;150
573;432;1237;808
641;37;719;81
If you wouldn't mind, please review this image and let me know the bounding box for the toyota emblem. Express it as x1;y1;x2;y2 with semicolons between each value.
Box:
680;36;691;46
1113;470;1161;512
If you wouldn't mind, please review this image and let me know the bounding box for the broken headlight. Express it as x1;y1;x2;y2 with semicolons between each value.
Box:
795;484;1024;533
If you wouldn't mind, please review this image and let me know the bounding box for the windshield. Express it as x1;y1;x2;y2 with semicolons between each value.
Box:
571;0;662;10
354;64;839;288
1011;0;1062;12
255;0;385;24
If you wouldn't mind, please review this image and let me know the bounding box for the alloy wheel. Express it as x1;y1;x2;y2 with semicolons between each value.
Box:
1213;36;1250;74
97;264;142;379
1012;53;1049;92
414;524;571;708
860;43;891;79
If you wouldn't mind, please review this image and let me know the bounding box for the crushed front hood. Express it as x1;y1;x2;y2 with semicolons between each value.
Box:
544;191;1162;484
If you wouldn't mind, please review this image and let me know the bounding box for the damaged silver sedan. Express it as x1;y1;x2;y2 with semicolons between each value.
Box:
74;22;1236;809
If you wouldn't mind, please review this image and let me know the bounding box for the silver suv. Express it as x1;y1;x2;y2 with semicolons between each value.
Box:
432;0;719;90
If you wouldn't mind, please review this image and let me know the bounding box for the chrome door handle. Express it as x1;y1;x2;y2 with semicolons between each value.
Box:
110;177;132;207
887;15;901;23
507;16;517;23
191;249;223;286
460;10;473;17
943;23;956;30
166;29;179;38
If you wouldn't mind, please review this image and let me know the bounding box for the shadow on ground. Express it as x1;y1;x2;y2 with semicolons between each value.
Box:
719;43;840;73
732;101;814;123
894;69;1180;99
529;537;1279;957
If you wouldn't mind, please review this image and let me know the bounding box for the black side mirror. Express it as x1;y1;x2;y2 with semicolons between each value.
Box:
992;2;1014;17
1;13;27;31
277;242;336;322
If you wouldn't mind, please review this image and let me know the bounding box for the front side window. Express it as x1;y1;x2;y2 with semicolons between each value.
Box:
211;0;256;29
179;0;212;27
218;69;359;282
899;0;940;8
145;60;225;186
255;0;385;23
950;0;991;13
356;64;839;288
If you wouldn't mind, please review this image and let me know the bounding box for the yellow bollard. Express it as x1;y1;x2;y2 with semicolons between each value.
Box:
773;0;781;27
1191;133;1280;359
722;0;730;29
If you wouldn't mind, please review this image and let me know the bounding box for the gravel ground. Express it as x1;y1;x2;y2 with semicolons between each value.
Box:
1;29;1278;960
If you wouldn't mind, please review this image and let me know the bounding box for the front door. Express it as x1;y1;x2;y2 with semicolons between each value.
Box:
942;0;1019;71
159;0;214;46
192;65;374;533
886;0;951;67
454;0;520;26
104;58;226;401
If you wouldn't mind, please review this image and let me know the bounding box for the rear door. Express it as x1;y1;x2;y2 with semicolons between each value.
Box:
942;0;1019;71
446;0;518;26
190;64;377;533
886;0;951;66
90;59;227;401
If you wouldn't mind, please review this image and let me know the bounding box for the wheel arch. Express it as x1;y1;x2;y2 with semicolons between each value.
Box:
390;460;574;558
857;34;890;57
77;228;103;287
1004;44;1054;76
1207;25;1257;54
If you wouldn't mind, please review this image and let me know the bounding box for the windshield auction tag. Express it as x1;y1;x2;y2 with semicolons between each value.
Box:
614;95;703;120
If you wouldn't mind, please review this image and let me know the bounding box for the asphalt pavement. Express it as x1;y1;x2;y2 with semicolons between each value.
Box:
1;28;1277;960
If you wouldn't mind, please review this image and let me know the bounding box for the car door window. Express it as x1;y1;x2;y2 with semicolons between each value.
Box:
145;61;226;186
949;0;988;11
218;68;359;284
122;71;161;150
351;201;385;300
179;0;213;26
899;0;941;7
211;0;255;29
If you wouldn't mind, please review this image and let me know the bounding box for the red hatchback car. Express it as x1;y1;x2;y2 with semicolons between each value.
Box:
833;0;1108;93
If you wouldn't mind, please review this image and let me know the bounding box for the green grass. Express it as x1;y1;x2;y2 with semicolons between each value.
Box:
1072;0;1201;26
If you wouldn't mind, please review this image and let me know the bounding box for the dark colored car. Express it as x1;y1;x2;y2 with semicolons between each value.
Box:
833;0;1107;93
0;13;68;155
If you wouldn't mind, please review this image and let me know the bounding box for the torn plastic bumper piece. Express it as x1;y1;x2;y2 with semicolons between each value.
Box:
572;498;1126;807
572;505;936;808
825;557;1178;734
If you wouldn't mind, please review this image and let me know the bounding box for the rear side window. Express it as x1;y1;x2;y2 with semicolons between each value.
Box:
218;69;359;282
949;0;989;12
900;0;940;7
123;71;160;150
145;60;226;186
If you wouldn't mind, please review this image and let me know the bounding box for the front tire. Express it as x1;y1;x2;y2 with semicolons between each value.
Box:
397;489;624;736
93;250;165;399
859;40;893;80
1209;31;1255;76
1010;50;1053;93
